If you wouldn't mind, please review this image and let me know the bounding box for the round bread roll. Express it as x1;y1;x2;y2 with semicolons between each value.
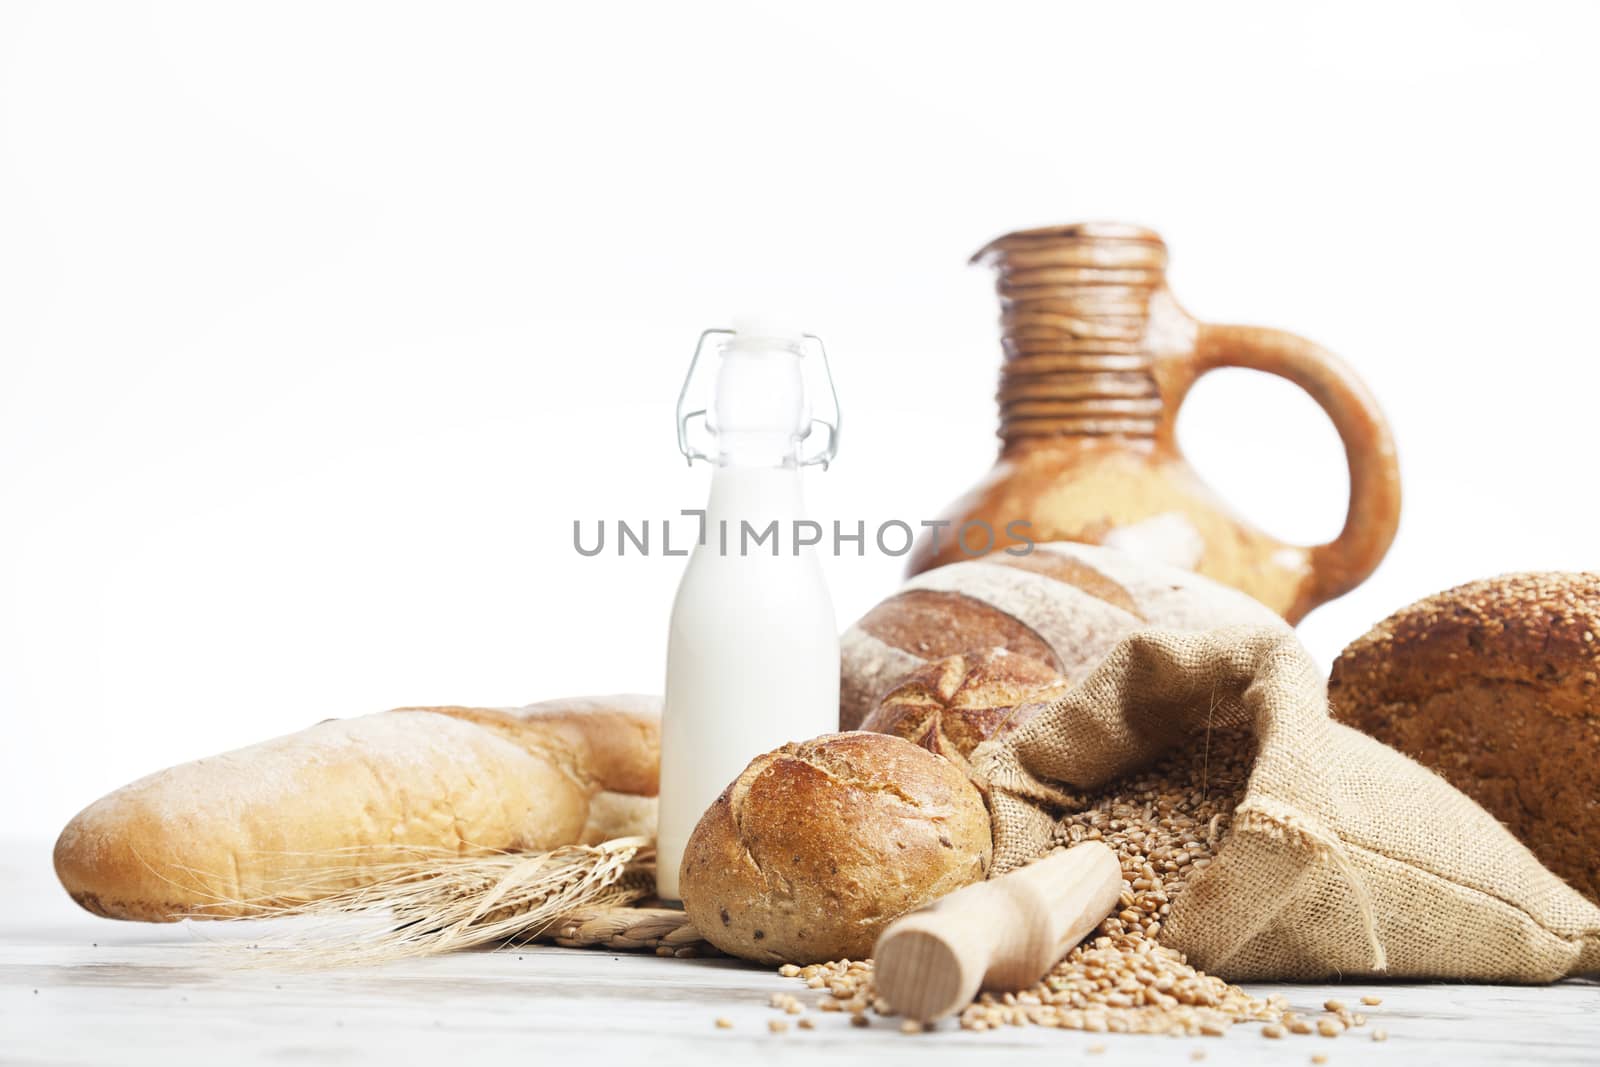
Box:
1329;573;1600;903
678;732;992;964
840;542;1288;730
860;647;1068;772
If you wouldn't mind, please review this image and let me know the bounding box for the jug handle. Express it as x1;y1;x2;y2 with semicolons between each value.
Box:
1189;323;1401;614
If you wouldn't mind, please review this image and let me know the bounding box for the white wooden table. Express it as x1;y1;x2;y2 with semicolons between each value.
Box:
2;840;1596;1067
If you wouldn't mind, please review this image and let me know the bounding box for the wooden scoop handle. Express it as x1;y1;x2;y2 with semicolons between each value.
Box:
872;841;1123;1023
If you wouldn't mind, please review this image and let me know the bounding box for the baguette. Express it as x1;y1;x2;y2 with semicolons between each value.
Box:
53;695;660;922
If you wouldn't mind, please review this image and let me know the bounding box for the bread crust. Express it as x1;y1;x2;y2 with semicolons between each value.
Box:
578;791;658;845
53;695;661;922
1331;574;1600;718
417;695;661;796
678;732;992;964
860;648;1068;772
1329;573;1600;901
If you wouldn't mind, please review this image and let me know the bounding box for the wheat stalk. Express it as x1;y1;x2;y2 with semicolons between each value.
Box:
214;837;655;967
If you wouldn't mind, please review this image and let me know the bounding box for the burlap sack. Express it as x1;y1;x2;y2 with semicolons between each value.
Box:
970;626;1600;982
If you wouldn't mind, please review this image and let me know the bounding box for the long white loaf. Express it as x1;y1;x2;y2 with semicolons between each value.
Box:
54;695;661;922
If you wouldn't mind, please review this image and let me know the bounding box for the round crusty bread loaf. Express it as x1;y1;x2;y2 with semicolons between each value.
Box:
53;695;660;922
1329;573;1600;903
840;542;1288;730
860;647;1067;773
678;732;992;964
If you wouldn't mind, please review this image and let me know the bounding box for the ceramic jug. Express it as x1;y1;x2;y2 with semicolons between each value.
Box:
906;223;1400;623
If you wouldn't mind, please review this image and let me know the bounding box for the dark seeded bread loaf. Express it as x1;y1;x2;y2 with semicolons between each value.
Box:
1328;573;1600;903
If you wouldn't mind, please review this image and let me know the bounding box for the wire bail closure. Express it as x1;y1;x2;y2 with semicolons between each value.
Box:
675;328;842;469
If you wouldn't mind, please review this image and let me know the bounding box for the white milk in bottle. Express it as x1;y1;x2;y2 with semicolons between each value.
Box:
655;318;842;900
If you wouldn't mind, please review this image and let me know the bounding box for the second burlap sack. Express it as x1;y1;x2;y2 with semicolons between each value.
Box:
970;626;1600;982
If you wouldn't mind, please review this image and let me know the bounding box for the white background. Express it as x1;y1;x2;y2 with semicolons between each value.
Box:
3;1;1598;841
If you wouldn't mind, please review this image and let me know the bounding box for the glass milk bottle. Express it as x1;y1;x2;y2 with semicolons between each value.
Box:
655;318;842;900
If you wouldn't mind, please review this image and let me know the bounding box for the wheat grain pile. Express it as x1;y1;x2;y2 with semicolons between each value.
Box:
774;730;1378;1041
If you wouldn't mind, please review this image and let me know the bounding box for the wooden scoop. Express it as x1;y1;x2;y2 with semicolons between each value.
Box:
872;841;1123;1023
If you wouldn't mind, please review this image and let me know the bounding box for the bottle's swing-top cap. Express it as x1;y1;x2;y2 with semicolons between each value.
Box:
676;317;841;468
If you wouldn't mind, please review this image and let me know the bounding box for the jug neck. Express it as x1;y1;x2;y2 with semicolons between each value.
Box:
974;223;1169;453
